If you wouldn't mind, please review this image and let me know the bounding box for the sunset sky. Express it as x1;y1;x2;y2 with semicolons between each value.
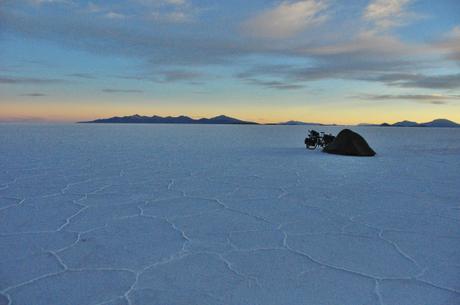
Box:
1;0;459;124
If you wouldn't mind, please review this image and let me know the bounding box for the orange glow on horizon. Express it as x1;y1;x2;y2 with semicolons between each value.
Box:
1;101;460;125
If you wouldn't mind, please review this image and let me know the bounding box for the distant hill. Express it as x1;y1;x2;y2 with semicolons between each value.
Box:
276;120;324;126
380;119;459;128
392;120;419;127
80;114;258;125
419;119;460;128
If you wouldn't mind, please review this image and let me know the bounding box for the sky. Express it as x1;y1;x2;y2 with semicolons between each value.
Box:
0;0;459;124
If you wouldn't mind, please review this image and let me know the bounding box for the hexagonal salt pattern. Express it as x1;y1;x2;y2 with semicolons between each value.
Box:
1;124;459;305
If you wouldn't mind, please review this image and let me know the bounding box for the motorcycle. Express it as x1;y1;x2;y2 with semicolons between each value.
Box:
305;130;336;150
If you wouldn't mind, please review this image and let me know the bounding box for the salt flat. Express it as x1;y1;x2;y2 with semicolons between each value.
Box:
0;124;459;305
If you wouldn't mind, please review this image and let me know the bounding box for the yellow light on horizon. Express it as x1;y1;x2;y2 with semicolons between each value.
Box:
1;100;459;125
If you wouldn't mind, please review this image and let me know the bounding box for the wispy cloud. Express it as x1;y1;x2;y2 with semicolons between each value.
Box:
242;0;329;39
105;12;126;19
81;2;127;20
363;0;421;32
236;55;419;87
242;78;305;90
150;11;191;23
102;88;143;93
82;0;191;22
297;31;422;57
136;0;197;23
114;69;206;84
352;93;460;106
354;93;459;104
26;0;72;5
374;73;460;89
0;116;52;123
238;64;460;91
133;0;187;6
156;70;204;83
435;26;460;62
20;92;47;97
67;73;97;79
0;76;65;84
85;2;103;13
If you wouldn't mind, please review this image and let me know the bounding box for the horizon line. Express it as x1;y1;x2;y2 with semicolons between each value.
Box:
1;113;459;126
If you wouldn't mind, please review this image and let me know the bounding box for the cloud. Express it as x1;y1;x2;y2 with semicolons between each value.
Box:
85;2;103;13
239;5;434;91
133;0;187;6
238;63;460;90
242;78;305;90
354;93;459;103
374;73;460;89
20;92;47;97
26;0;72;5
165;0;186;5
67;73;97;79
82;0;191;23
427;101;448;105
102;89;143;93
434;26;460;62
150;11;191;23
1;0;457;94
134;0;195;23
82;2;127;20
237;54;417;85
352;93;460;105
363;0;420;32
297;31;422;57
114;69;206;84
0;76;65;84
156;70;204;82
0;116;51;123
0;2;423;68
105;12;126;19
242;0;329;39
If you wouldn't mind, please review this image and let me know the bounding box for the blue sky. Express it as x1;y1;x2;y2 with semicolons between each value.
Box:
0;0;459;123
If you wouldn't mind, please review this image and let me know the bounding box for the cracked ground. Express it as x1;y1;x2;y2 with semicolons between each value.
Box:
0;124;459;305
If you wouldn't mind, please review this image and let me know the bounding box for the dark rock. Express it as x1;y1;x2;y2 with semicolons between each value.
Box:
323;129;376;157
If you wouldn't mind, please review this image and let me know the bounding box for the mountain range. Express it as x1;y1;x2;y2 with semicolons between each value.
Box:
273;120;325;126
381;119;460;128
80;114;258;125
80;115;460;127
